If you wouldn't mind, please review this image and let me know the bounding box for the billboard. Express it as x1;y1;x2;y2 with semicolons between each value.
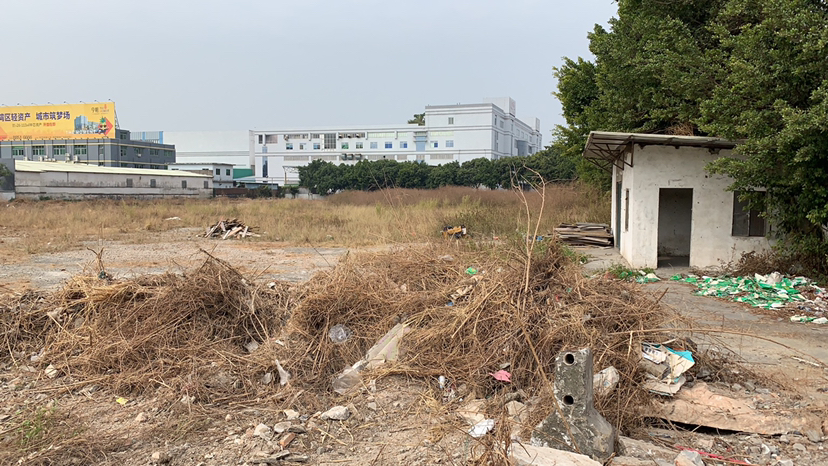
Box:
0;102;116;141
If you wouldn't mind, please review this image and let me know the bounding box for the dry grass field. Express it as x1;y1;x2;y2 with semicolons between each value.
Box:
0;184;609;260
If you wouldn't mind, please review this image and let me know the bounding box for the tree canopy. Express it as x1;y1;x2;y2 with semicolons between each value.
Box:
297;147;575;194
554;0;828;269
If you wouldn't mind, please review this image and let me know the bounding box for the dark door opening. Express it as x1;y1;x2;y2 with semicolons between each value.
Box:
657;188;693;268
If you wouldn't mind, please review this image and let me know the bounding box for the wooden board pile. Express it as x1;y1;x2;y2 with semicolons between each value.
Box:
553;223;613;246
205;218;259;240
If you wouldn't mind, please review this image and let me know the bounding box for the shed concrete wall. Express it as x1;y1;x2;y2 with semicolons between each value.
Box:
15;170;211;199
616;145;771;269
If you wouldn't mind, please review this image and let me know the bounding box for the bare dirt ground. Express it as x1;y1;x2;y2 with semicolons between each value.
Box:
2;236;828;465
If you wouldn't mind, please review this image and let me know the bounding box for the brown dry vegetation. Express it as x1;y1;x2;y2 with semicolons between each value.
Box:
0;184;608;260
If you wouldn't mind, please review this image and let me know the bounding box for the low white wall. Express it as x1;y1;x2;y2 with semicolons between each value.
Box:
15;170;211;199
618;145;771;268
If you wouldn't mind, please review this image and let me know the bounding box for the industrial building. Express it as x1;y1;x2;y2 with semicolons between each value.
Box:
13;160;212;200
132;130;251;175
169;162;235;188
0;103;175;169
250;97;542;186
583;131;772;269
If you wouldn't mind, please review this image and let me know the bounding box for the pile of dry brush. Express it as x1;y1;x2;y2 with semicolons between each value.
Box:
0;241;709;432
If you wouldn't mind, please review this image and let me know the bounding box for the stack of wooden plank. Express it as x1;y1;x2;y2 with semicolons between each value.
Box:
205;218;260;240
553;223;614;246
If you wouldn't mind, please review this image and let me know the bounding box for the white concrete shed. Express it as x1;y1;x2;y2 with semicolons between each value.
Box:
583;131;772;269
14;160;213;199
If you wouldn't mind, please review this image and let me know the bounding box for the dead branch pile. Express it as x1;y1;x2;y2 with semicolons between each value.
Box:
0;253;292;401
284;242;669;430
553;223;613;246
205;218;259;239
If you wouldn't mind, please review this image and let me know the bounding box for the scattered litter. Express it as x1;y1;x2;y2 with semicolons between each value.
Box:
320;405;350;421
641;343;694;396
554;223;613;247
328;324;352;344
441;225;467;239
465;267;478;275
115;397;128;406
204;218;258;239
164;216;181;221
332;323;410;394
468;418;495;438
672;273;825;311
489;369;512;382
791;315;828;324
593;366;620;397
275;359;290;386
44;364;59;379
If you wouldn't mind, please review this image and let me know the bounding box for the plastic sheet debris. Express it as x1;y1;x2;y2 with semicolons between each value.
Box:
465;267;478;275
593;366;620;397
115;397;128;405
671;273;825;311
468;418;495;438
332;323;410;394
489;369;512;382
641;343;694;396
328;324;352;344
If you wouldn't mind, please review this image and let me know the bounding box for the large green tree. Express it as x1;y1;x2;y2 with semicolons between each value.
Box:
554;0;828;270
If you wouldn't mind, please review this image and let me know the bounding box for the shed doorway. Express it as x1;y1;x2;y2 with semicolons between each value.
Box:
657;188;693;268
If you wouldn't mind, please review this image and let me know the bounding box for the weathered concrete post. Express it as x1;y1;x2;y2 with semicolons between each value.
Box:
530;348;617;462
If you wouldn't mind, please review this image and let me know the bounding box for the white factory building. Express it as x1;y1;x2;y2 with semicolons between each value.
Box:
250;98;541;186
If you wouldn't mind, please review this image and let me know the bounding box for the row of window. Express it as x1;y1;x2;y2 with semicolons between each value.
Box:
12;145;168;157
285;140;455;150
124;179;209;189
215;168;232;176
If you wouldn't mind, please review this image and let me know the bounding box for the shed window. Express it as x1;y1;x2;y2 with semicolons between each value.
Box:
204;180;209;189
126;178;133;187
181;180;187;189
732;191;766;237
150;179;156;188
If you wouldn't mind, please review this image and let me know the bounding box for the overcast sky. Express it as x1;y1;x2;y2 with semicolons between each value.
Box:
1;0;617;141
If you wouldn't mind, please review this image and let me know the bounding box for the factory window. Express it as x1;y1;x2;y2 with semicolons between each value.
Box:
165;150;174;158
341;142;349;150
356;142;363;149
204;180;209;189
74;145;87;156
299;143;306;150
286;143;293;150
150;179;156;188
53;145;66;156
311;133;322;139
324;133;336;149
32;146;45;156
431;141;438;148
120;147;127;157
136;147;144;156
384;142;392;149
732;191;766;237
446;140;454;148
400;142;408;149
226;169;231;176
181;180;187;189
265;134;279;144
215;169;220;175
12;146;24;156
370;142;378;149
258;134;263;144
150;149;159;156
126;178;133;187
448;117;454;125
313;143;321;150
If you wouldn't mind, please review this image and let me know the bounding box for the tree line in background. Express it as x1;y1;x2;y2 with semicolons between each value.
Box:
553;0;828;272
297;147;575;193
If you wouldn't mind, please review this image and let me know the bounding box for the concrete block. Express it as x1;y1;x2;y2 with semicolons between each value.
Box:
531;348;617;462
